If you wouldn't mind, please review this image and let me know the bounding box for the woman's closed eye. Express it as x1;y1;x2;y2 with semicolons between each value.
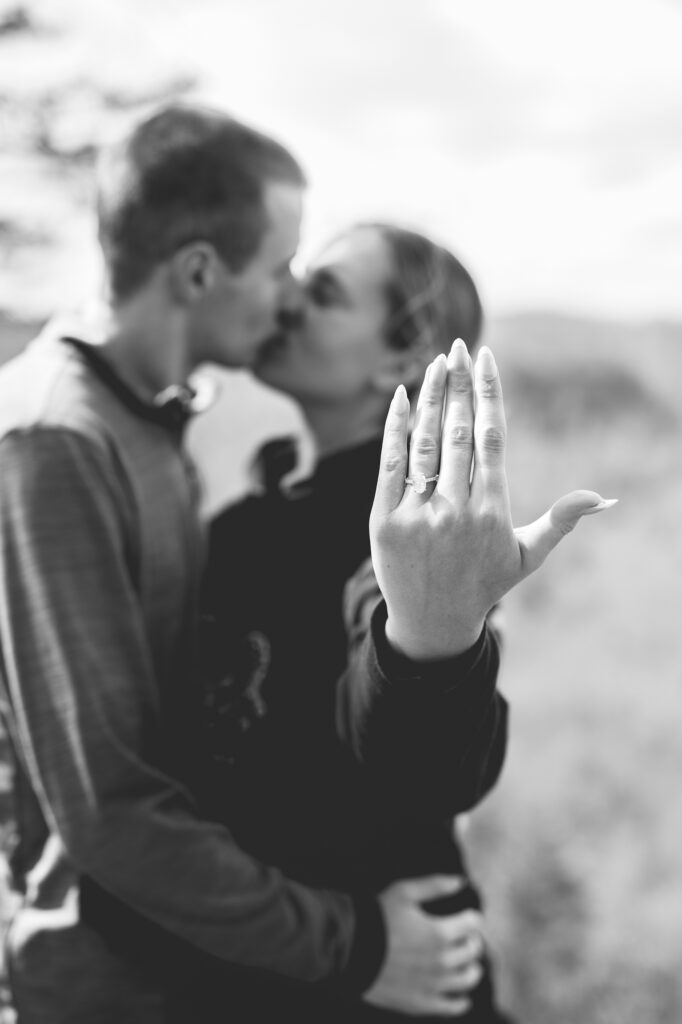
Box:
306;269;344;308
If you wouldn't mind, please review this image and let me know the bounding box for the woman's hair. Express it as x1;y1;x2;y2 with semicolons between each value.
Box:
358;223;483;387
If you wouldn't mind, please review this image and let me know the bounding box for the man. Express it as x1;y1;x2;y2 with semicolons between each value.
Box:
0;103;486;1023
0;103;614;1022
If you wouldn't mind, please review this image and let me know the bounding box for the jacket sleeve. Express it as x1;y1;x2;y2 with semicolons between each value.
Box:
336;558;508;818
0;428;383;991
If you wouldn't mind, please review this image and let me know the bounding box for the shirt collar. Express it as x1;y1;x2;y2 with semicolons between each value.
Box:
59;335;199;437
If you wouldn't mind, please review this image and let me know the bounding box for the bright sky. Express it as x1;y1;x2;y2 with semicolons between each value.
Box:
1;0;681;319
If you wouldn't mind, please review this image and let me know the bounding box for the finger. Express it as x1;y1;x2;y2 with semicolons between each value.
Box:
398;874;466;904
406;354;447;501
470;346;509;507
515;490;619;576
436;338;474;505
441;934;485;972
436;910;485;945
371;384;410;518
415;995;472;1017
443;961;485;994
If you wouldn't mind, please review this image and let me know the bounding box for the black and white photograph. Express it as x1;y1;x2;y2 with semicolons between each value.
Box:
1;2;681;1022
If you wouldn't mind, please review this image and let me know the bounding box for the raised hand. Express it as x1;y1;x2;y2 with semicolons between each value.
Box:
364;876;485;1017
370;339;616;661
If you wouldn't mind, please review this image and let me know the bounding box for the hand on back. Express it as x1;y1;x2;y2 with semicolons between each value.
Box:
365;875;485;1017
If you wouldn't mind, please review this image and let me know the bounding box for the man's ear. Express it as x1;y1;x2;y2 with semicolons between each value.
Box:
168;242;219;304
372;347;424;396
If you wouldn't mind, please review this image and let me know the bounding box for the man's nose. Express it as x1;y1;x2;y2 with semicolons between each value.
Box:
278;273;304;330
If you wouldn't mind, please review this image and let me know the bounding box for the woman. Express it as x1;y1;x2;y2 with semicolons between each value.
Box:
197;223;512;1023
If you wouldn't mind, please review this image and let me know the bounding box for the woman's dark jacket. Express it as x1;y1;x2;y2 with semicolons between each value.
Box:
193;436;510;1023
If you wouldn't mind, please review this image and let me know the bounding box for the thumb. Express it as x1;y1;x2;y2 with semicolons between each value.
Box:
394;874;466;904
516;490;618;575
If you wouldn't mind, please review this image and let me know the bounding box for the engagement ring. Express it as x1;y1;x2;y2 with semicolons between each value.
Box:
405;472;439;494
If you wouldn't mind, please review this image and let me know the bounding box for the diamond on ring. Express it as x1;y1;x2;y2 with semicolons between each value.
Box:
405;472;439;494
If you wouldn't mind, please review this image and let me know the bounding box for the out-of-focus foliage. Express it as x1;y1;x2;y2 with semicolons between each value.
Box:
464;316;682;1024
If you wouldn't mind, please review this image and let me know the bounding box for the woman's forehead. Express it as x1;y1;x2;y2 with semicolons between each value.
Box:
311;227;392;287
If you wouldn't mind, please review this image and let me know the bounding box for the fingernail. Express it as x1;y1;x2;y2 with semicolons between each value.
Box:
477;346;497;377
393;383;409;410
582;497;619;515
448;338;470;372
431;352;447;379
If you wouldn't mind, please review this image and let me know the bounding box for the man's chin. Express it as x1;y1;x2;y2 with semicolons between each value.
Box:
253;330;291;374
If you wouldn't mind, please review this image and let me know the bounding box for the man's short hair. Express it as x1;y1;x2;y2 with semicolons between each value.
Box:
96;104;306;300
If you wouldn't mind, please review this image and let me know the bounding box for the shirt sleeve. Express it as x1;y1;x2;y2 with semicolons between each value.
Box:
0;427;384;990
336;561;508;818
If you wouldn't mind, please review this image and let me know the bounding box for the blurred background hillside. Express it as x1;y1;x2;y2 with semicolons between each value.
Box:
1;2;681;1023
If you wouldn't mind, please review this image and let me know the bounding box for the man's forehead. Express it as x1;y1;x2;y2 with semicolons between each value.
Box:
263;181;304;231
253;181;302;265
